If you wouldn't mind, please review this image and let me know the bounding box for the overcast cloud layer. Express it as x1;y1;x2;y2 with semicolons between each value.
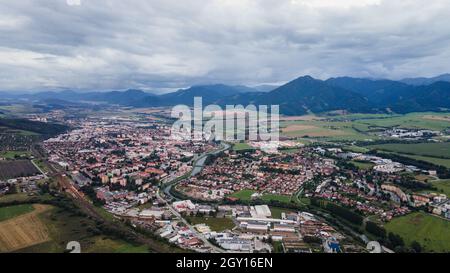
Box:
1;0;450;92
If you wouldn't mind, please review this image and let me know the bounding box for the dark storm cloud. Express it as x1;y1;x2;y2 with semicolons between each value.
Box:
1;0;450;92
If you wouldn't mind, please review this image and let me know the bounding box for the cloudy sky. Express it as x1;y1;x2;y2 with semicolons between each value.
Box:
1;0;450;92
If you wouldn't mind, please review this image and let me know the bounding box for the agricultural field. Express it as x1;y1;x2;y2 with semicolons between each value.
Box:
342;146;370;153
0;160;39;180
0;204;35;222
0;193;52;205
10;204;150;253
0;151;32;160
186;216;235;232
281;120;369;141
366;142;450;159
0;204;51;252
280;112;450;143
232;142;255;152
350;160;375;170
393;153;450;168
335;112;450;132
426;179;450;196
0;104;40;116
384;212;450;253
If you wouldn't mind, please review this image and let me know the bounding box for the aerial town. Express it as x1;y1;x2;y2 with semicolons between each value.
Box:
3;2;450;268
2;105;447;254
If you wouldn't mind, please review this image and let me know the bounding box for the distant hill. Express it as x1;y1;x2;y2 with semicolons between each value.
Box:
326;77;411;105
388;81;450;113
252;85;279;92
401;74;450;86
326;77;450;113
4;74;450;115
27;89;153;106
154;84;253;106
255;76;372;115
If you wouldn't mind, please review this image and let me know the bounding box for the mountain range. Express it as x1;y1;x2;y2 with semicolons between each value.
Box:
2;74;450;116
401;73;450;86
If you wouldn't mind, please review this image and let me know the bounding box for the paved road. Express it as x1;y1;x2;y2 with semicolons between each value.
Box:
31;159;48;179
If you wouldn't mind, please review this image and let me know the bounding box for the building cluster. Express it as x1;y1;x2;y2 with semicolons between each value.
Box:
337;151;432;174
412;192;450;219
162;202;354;253
176;148;336;201
312;175;411;222
215;204;350;253
379;128;442;140
0;174;45;196
43;119;215;206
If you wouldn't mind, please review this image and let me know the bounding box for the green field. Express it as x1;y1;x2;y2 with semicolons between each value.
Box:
397;154;450;168
272;241;284;253
0;104;40;115
343;146;370;153
366;142;450;159
86;237;150;253
261;193;292;203
385;212;450;253
269;207;296;219
32;159;50;173
230;190;292;204
0;204;35;222
0;151;31;159
280;112;450;143
427;179;450;196
229;189;256;201
350;160;375;170
281;120;373;141
186;216;235;232
0;193;52;205
232;143;255;151
348;112;450;131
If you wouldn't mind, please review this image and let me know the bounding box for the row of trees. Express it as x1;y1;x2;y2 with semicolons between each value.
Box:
310;198;363;225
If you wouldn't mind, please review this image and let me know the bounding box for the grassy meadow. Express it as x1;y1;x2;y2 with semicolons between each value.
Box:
385;212;450;253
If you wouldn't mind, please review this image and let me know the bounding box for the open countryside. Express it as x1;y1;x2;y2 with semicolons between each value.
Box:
385;212;450;253
366;143;450;159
